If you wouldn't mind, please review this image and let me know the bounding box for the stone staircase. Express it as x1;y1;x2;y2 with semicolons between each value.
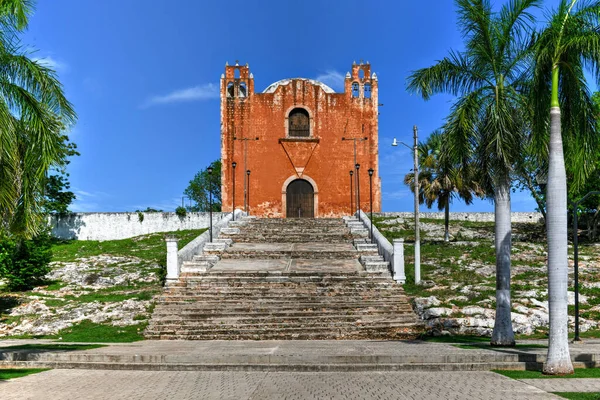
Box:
145;216;423;340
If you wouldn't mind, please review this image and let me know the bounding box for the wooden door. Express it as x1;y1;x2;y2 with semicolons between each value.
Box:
286;179;314;218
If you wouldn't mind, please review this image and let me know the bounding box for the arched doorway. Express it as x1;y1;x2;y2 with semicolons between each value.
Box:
286;179;314;218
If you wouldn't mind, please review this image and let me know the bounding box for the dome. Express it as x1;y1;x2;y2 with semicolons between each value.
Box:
262;78;335;94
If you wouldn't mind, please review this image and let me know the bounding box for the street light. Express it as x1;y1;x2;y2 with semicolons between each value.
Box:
207;165;213;242
355;163;361;221
246;170;251;215
232;161;237;221
349;170;354;215
392;125;421;284
571;190;600;342
368;168;374;243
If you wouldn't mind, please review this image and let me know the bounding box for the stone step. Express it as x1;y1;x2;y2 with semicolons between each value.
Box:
148;320;420;333
150;306;414;317
355;243;378;251
203;242;228;252
213;238;233;246
219;227;240;235
219;251;360;260
364;262;390;273
180;261;210;273
192;254;220;263
144;324;423;340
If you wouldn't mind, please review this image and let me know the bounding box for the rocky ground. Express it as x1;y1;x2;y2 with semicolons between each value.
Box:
0;230;203;340
374;216;600;338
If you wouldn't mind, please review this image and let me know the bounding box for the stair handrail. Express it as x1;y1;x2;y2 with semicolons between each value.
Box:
166;209;246;283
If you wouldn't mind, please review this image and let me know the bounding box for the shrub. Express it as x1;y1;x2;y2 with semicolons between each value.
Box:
0;233;53;291
175;206;187;218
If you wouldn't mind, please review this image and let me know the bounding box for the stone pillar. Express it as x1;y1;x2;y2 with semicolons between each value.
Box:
393;238;406;284
165;237;180;283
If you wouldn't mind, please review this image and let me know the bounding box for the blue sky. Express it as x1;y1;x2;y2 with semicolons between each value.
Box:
22;0;571;213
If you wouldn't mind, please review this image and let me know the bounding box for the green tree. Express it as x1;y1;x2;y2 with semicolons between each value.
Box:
404;131;484;241
43;134;78;215
184;160;221;212
0;0;76;238
531;0;600;375
408;0;539;346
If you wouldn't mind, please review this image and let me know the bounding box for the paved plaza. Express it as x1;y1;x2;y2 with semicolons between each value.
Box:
0;369;565;400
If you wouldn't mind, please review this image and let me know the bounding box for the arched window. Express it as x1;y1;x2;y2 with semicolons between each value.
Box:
288;108;310;137
364;83;372;99
359;69;365;79
239;82;247;98
351;82;359;97
227;82;235;98
234;68;240;79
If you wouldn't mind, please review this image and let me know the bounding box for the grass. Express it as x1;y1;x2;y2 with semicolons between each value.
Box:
63;289;157;303
50;229;206;264
553;393;600;400
420;334;490;343
0;343;106;351
0;368;50;380
494;369;600;379
455;343;547;350
49;320;147;342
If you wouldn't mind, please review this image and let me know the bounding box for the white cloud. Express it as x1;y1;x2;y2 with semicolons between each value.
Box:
33;56;68;72
141;83;219;108
314;70;345;92
131;198;181;212
70;189;110;212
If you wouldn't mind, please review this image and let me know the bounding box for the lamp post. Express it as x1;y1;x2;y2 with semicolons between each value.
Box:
392;125;421;284
342;136;368;216
349;170;354;215
207;166;213;242
246;170;251;215
233;135;259;213
355;163;361;221
571;190;600;342
232;161;237;221
368;168;374;243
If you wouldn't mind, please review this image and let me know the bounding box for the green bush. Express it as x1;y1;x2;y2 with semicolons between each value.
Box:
0;233;53;291
175;206;187;218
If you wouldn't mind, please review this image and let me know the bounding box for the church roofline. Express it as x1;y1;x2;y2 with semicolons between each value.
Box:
262;78;335;94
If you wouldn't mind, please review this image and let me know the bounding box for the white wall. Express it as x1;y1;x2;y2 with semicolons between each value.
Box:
376;212;544;223
50;212;226;241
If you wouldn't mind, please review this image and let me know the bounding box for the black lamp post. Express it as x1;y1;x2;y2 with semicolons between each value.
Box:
355;163;361;221
571;190;600;342
207;166;213;242
368;168;374;242
232;162;237;221
349;170;354;216
246;170;251;215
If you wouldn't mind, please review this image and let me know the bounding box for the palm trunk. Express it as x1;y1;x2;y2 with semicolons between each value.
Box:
491;171;515;346
444;200;450;242
543;106;574;375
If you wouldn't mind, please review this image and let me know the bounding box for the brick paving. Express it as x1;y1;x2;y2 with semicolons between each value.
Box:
0;370;561;400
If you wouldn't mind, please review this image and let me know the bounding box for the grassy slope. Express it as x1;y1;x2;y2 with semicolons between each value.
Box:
373;216;600;338
0;229;206;342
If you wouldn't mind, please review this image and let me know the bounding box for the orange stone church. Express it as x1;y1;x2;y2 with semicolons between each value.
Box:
220;61;381;218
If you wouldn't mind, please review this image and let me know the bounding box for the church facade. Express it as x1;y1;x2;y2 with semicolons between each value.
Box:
220;61;381;218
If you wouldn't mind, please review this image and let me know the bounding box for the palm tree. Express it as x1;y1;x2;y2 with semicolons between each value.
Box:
404;131;483;241
407;0;540;346
0;0;76;238
531;0;600;375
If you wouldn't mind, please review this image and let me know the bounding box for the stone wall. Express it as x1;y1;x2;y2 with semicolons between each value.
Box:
376;212;544;223
50;212;227;241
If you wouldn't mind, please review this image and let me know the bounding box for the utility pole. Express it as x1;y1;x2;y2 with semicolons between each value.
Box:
234;134;259;213
391;125;421;284
412;125;421;284
342;135;368;216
